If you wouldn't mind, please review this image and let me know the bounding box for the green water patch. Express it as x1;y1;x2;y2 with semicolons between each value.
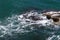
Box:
0;0;60;19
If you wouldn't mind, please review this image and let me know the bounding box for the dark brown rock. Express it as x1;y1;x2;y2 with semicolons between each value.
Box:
52;17;59;22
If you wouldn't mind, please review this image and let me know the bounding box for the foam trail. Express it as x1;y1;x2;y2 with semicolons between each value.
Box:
0;10;60;38
47;35;60;40
0;25;8;30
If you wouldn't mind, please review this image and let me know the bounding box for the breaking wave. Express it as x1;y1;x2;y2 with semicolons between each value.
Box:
0;10;60;40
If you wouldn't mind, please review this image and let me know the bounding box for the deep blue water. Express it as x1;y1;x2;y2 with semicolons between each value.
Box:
0;0;60;40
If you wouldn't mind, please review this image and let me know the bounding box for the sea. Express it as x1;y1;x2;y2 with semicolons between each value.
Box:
0;0;60;40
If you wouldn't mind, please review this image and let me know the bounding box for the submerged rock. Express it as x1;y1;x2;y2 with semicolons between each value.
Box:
43;11;60;25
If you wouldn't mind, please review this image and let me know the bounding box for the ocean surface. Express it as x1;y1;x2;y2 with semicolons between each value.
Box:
0;0;60;40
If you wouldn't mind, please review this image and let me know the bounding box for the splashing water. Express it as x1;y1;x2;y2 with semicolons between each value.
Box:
0;10;60;40
47;35;60;40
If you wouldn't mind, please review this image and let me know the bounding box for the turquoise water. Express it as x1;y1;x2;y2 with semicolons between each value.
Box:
0;0;60;18
0;0;60;40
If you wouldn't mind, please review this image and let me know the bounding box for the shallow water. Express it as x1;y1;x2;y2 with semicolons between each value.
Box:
0;0;60;40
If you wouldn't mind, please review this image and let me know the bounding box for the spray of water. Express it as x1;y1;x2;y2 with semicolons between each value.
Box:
0;10;60;40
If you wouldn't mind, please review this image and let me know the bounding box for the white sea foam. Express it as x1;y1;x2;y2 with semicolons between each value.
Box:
47;35;60;40
0;10;60;37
